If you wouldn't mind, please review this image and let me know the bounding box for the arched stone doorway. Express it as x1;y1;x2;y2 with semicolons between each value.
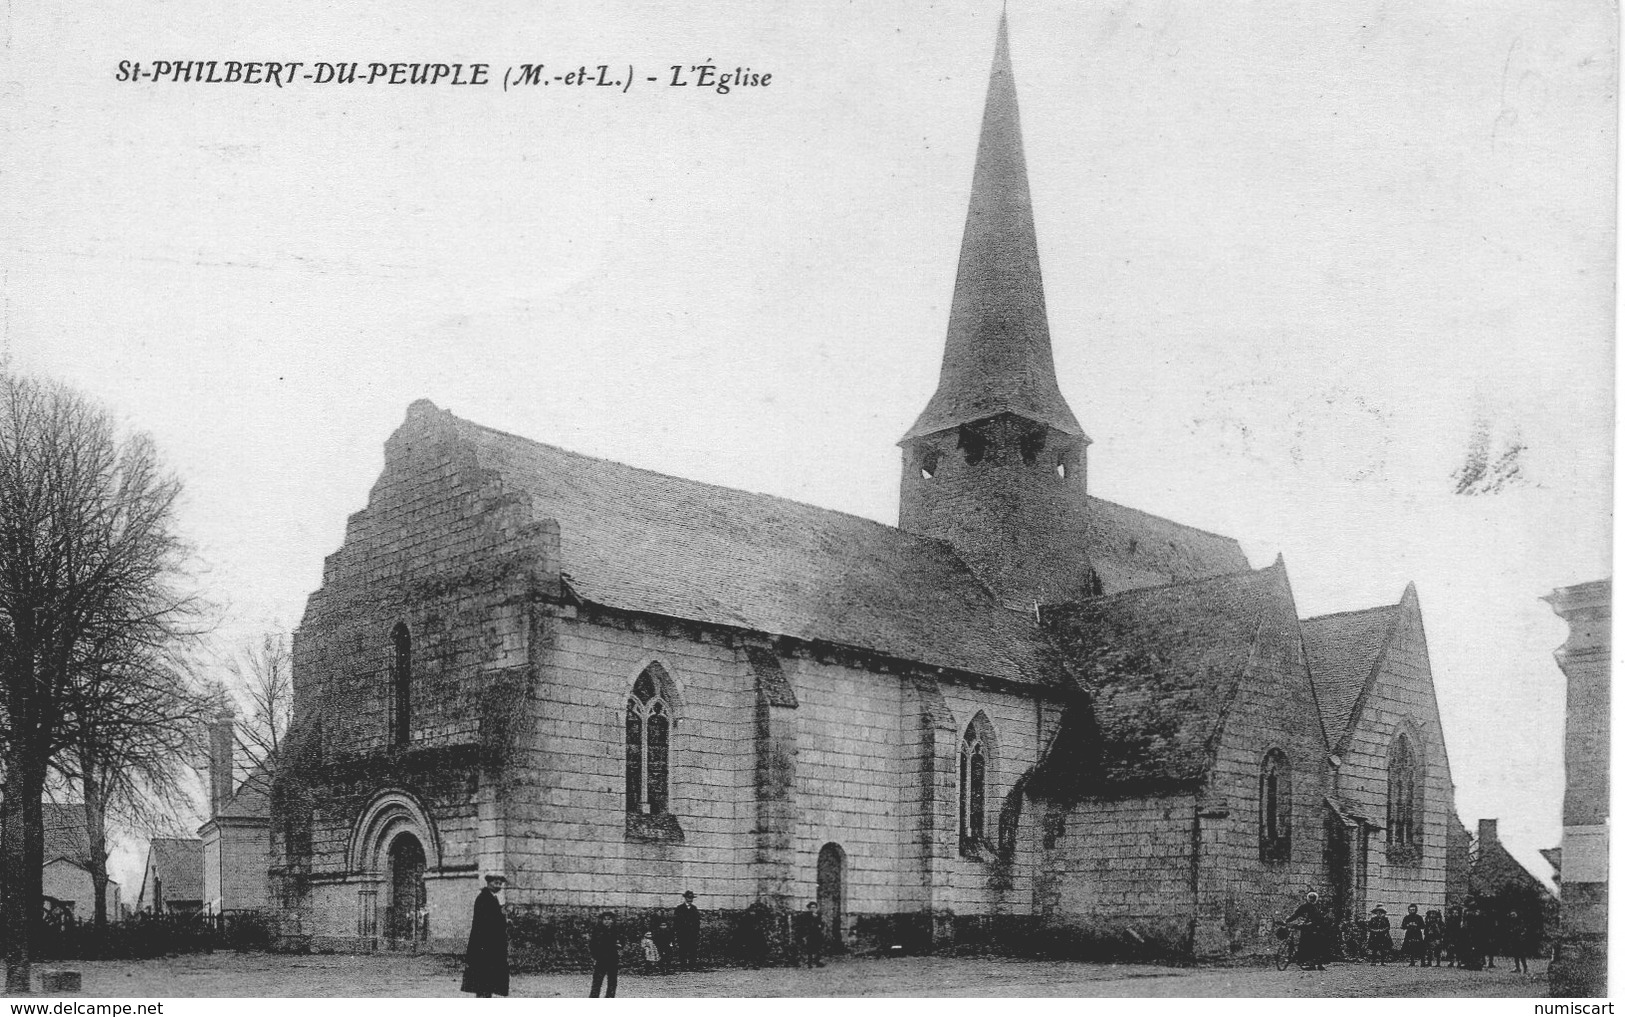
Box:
347;791;440;949
387;832;427;944
817;842;845;950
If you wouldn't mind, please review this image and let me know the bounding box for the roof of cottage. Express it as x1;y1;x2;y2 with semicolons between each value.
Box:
215;763;272;822
142;838;204;903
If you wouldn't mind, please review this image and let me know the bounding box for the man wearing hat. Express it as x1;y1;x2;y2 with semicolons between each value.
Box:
673;890;701;970
1366;905;1393;965
461;874;510;997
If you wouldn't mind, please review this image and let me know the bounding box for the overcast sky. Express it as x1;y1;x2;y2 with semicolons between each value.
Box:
3;0;1613;895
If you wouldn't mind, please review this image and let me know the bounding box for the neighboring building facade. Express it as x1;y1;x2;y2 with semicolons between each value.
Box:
1470;818;1559;953
136;838;205;914
269;14;1467;961
199;711;273;913
40;803;119;922
1545;579;1609;995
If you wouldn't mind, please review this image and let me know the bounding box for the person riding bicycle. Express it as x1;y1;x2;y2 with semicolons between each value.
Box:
1283;891;1330;970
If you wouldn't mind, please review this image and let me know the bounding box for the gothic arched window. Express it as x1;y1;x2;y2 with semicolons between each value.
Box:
1259;748;1291;861
1387;733;1420;846
391;623;412;747
960;713;996;847
626;666;673;815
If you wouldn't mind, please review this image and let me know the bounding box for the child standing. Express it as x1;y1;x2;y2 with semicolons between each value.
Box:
641;929;662;974
1367;906;1393;965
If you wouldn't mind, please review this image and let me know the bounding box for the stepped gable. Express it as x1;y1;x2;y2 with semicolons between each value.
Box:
441;409;1059;686
1044;562;1292;788
1301;601;1403;746
1082;495;1250;593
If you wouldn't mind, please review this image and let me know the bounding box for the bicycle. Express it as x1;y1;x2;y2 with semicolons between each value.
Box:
1274;922;1302;970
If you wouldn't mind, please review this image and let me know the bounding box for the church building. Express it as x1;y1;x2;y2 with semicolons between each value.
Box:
269;15;1463;961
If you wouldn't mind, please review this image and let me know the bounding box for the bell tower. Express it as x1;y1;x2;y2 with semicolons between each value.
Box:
899;13;1096;607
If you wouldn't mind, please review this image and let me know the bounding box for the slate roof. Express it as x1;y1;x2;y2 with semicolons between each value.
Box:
450;412;1059;686
144;838;204;903
1042;562;1292;788
1083;496;1250;593
903;13;1083;442
1301;603;1401;746
215;762;272;822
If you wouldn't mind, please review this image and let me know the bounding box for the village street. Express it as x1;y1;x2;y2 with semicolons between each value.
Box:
42;952;1550;998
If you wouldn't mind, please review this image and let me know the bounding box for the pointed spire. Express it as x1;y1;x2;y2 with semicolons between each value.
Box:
903;11;1084;442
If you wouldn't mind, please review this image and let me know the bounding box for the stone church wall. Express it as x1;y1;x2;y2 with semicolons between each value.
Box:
502;606;1051;961
506;610;758;911
1194;580;1329;958
1335;594;1453;919
1037;794;1199;956
935;684;1047;916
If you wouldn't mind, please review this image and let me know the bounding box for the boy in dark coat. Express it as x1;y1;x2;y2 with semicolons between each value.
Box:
461;874;510;998
794;901;825;967
589;911;621;998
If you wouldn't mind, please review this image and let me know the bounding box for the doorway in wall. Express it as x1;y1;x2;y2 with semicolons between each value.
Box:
817;842;845;950
387;832;427;947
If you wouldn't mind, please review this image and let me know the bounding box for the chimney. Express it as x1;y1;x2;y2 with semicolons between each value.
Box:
209;709;235;816
1477;818;1498;847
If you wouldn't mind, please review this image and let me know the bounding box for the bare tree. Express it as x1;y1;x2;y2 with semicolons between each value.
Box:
0;372;197;992
65;638;213;935
224;632;293;784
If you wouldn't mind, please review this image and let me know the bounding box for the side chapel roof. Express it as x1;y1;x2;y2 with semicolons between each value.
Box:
1041;561;1301;789
1300;601;1403;749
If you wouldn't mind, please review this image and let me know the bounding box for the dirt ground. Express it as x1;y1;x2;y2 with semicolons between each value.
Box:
17;951;1552;998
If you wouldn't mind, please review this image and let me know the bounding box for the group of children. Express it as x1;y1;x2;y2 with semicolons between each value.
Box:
1362;902;1533;972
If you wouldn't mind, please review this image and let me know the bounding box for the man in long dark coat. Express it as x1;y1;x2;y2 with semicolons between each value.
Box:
461;875;510;997
673;890;701;970
742;899;772;968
